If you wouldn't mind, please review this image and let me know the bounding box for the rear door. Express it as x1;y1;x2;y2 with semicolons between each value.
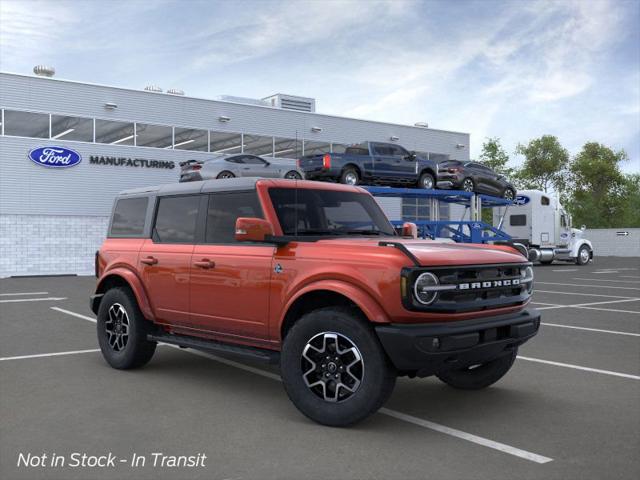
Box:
190;190;274;341
139;194;201;326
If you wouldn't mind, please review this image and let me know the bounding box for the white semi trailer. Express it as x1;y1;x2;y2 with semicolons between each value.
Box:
493;190;593;265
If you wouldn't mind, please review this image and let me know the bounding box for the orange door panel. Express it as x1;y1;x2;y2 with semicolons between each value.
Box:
190;244;274;340
139;239;194;325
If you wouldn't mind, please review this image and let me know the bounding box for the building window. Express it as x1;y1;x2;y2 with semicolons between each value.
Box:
303;140;331;156
273;137;302;158
210;131;243;154
135;123;173;149
95;119;135;145
243;134;274;156
51;114;93;142
173;127;208;151
3;110;49;138
402;198;431;221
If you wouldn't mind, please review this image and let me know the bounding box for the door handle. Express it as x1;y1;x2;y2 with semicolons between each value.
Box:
194;259;215;269
140;256;158;266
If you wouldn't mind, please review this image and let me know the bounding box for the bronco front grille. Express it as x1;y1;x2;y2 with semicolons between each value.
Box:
402;263;532;313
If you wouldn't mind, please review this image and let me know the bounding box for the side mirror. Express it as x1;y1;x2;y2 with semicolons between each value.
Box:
235;217;274;242
401;222;418;238
406;151;417;161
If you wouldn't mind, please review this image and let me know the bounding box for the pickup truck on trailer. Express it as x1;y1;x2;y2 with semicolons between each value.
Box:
91;178;540;426
298;141;439;189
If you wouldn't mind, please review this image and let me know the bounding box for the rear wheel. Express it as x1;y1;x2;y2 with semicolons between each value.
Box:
436;349;517;390
576;245;591;265
217;171;235;179
462;178;475;192
280;307;396;426
340;168;359;186
418;172;435;189
284;170;302;180
97;288;156;370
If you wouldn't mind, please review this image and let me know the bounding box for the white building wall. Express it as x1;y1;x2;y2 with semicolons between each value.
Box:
0;215;108;277
586;228;640;258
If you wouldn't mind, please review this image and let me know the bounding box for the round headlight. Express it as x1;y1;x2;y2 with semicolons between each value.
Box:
521;266;534;292
414;272;440;305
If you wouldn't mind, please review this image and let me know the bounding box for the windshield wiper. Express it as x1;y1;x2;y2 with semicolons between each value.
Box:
342;230;392;236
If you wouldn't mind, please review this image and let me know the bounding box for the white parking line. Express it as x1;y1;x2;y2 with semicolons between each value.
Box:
0;349;100;362
540;323;640;337
0;297;67;303
536;282;640;291
379;408;553;464
0;291;49;296
551;269;578;272
593;271;620;274
517;356;640;380
51;307;96;323
535;290;637;299
621;275;640;279
49;308;553;464
572;278;640;284
533;298;640;313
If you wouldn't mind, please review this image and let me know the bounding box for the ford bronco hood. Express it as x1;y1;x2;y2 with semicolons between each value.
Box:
316;238;526;266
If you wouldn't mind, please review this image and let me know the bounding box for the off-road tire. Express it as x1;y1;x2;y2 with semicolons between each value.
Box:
436;348;517;390
97;287;157;370
339;168;359;186
418;172;435;189
216;171;235;179
280;307;396;427
576;245;591;265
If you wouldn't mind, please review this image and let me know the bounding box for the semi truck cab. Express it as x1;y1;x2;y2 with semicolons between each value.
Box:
493;189;593;265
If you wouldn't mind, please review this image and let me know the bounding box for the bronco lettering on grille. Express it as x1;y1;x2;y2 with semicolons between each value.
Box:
458;278;520;290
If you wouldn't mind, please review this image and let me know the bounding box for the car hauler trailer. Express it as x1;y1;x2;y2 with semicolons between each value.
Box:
492;190;593;265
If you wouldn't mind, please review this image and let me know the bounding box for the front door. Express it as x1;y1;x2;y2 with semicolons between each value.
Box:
239;155;278;177
189;190;274;341
139;194;201;326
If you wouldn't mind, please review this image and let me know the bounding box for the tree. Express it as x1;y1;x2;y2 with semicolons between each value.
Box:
479;137;514;177
515;135;569;193
566;142;632;228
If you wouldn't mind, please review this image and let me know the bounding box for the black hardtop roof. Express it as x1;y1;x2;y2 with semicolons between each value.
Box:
117;177;261;198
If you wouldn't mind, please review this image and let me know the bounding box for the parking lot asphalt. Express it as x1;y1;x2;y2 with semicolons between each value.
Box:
1;257;639;480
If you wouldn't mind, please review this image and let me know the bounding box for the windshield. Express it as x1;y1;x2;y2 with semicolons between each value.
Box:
268;188;396;237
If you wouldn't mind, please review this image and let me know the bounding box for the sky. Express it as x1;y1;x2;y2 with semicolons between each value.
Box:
1;0;639;173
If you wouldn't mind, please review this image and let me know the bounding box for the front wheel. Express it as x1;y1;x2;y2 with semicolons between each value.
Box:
503;188;515;201
418;172;435;189
461;177;475;192
436;349;517;390
576;245;591;265
97;288;156;370
280;307;396;427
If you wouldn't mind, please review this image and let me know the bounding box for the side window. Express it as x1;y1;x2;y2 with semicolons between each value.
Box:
110;197;148;237
206;191;263;244
153;195;200;243
389;145;409;157
372;144;390;156
226;156;243;164
510;215;527;226
242;155;266;165
541;196;550;206
561;215;567;227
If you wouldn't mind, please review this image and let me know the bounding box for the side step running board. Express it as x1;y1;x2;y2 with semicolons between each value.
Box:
148;332;280;364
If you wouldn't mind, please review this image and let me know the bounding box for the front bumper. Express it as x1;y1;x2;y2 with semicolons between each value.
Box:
375;309;540;377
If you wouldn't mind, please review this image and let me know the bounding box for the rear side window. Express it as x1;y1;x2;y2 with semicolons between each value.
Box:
541;196;550;205
154;195;200;243
206;191;263;244
510;214;527;226
110;197;148;237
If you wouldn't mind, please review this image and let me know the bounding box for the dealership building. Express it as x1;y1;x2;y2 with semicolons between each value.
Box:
0;69;470;277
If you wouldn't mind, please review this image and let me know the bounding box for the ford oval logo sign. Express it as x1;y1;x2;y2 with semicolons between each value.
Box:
514;195;530;206
28;146;82;168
